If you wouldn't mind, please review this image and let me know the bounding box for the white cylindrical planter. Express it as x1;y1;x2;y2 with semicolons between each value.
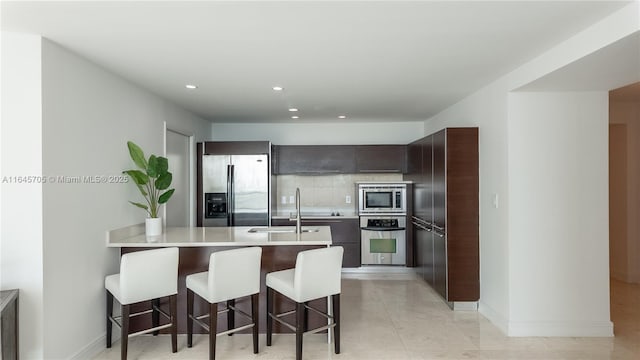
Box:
145;217;163;236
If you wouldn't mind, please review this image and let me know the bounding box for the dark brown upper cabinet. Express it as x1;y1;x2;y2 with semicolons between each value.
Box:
272;145;356;174
355;145;407;173
272;144;407;175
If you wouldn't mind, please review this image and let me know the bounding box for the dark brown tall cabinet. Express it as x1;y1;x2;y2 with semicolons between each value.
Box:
406;128;479;305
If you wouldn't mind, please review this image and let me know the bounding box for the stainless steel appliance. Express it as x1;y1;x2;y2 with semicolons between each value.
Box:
358;183;408;265
201;154;269;226
358;183;407;214
360;216;406;265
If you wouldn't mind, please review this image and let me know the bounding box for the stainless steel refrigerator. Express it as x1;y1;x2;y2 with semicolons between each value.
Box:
201;154;269;226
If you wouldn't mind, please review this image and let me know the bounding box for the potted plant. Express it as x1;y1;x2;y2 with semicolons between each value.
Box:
123;141;175;236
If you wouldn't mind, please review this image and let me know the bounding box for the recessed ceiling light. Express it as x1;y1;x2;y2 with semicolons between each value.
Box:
272;86;284;91
338;115;347;119
288;108;298;112
185;84;198;89
291;116;300;119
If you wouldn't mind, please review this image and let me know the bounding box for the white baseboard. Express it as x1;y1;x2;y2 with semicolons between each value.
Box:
478;301;509;335
69;334;103;360
507;320;614;337
478;302;614;337
69;332;120;360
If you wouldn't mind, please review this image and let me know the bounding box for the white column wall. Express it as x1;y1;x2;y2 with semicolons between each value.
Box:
507;92;612;336
0;32;45;359
39;39;210;359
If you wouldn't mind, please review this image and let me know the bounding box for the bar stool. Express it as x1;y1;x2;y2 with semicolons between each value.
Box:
265;246;344;360
186;247;262;360
105;247;179;360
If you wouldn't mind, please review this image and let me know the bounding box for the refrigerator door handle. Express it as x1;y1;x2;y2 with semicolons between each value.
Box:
227;164;234;226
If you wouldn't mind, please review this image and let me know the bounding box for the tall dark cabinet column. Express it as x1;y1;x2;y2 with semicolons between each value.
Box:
406;128;479;306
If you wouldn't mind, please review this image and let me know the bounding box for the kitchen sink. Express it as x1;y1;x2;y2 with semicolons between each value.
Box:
248;227;319;233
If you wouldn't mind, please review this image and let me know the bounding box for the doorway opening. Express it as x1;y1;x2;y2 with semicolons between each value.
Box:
165;127;195;227
608;82;640;342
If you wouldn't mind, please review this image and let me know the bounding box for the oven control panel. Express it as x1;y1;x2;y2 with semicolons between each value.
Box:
365;218;399;229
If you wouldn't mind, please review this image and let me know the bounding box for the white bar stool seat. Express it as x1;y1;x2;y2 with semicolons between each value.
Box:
265;246;343;360
186;246;262;360
105;247;179;360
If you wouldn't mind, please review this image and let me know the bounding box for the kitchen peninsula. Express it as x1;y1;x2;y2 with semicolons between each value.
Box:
107;225;333;334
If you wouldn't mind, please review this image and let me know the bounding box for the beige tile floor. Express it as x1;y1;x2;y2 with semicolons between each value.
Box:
93;273;639;360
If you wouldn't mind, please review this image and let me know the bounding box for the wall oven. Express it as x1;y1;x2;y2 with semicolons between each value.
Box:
357;184;406;214
360;216;406;265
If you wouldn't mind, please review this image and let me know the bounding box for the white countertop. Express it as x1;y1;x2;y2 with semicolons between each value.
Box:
107;225;333;248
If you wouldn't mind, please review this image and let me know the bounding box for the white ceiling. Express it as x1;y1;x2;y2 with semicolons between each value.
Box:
1;1;633;123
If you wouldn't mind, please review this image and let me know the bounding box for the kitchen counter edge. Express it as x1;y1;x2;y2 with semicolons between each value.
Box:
106;225;333;248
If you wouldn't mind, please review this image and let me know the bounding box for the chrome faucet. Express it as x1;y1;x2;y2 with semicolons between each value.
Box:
289;187;302;234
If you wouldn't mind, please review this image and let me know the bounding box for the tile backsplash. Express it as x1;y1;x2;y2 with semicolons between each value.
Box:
275;174;403;213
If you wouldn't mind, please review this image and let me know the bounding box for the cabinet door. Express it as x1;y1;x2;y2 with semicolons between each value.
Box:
432;130;446;230
412;219;433;285
406;140;422;179
271;218;361;268
274;145;356;174
203;141;270;155
421;135;434;223
424;228;434;287
307;219;361;267
414;222;425;279
433;230;447;299
355;145;407;173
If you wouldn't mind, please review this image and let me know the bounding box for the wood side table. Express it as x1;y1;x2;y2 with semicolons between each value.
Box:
0;289;19;360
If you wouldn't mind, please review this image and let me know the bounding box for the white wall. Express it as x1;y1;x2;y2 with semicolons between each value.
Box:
422;2;638;336
610;95;640;283
508;92;611;336
1;35;211;359
211;121;424;145
0;32;45;359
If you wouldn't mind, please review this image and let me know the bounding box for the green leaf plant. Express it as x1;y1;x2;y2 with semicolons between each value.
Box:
122;141;175;218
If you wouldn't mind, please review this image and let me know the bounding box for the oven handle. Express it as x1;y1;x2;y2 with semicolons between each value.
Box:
360;227;406;231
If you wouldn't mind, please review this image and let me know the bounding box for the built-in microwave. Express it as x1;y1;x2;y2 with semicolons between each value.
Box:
357;183;407;214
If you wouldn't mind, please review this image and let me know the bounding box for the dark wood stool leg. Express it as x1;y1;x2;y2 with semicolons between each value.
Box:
332;294;341;354
106;291;113;348
303;301;309;332
266;287;273;346
227;299;235;336
152;298;160;336
209;302;218;360
151;299;160;336
252;293;259;354
296;302;305;360
170;294;177;353
187;289;194;347
121;304;130;360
